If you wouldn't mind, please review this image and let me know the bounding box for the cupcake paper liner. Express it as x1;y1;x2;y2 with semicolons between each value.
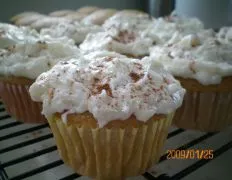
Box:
0;77;46;123
173;77;232;132
48;113;173;180
173;91;232;132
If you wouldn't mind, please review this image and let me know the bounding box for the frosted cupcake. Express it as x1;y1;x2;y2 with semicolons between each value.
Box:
30;17;72;31
14;13;47;26
217;26;232;43
62;12;89;22
0;23;40;48
150;32;232;132
80;14;157;58
10;12;45;26
113;9;147;16
10;11;39;22
81;9;117;25
103;12;153;30
0;36;80;123
148;12;205;45
29;53;185;179
76;6;100;14
49;9;76;17
40;21;103;45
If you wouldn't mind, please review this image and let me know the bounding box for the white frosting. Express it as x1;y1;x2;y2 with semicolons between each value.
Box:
103;13;155;31
0;23;40;48
147;13;204;44
82;50;127;59
80;30;156;57
10;11;40;22
150;33;232;85
29;53;185;127
40;21;103;44
80;14;158;57
15;14;47;26
0;38;80;79
217;27;232;43
49;10;75;17
81;9;117;25
30;17;71;30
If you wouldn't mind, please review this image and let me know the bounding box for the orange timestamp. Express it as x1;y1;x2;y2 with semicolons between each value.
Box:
167;149;214;160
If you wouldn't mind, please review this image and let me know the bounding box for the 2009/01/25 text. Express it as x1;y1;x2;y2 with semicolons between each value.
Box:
167;149;214;159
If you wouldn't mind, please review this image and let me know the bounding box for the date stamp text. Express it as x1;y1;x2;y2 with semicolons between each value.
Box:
167;149;214;160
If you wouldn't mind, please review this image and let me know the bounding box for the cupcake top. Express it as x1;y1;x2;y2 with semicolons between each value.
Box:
0;23;40;48
76;6;100;14
10;11;40;23
149;33;232;85
40;21;103;44
81;9;117;25
49;9;75;17
30;17;71;30
217;27;232;43
80;14;158;57
148;13;204;44
103;13;154;31
15;14;47;26
80;29;155;57
29;52;185;127
0;38;80;79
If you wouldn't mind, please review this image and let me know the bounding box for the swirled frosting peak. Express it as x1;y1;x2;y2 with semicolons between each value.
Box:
29;53;185;127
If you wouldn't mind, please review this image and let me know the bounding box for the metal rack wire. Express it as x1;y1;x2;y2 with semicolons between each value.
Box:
0;101;232;180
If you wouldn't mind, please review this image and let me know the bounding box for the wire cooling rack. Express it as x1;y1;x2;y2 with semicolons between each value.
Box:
0;101;232;180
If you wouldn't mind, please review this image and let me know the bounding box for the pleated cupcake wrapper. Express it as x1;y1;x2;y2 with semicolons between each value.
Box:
48;114;173;180
173;91;232;132
0;81;46;123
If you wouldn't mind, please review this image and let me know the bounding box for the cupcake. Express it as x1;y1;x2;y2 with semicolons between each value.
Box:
149;32;232;132
29;53;185;179
0;33;80;123
217;26;232;43
30;17;71;31
103;13;153;31
40;21;103;45
81;9;117;25
0;23;40;48
114;9;147;16
148;12;205;45
10;11;41;24
76;6;100;14
80;14;157;58
14;13;47;26
62;12;89;22
49;9;76;17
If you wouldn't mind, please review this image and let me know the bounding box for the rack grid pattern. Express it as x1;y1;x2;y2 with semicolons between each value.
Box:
0;102;232;180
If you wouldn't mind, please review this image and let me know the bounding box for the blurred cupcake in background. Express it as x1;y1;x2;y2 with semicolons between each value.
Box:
0;27;81;123
0;23;40;48
80;14;157;58
76;6;101;14
29;16;72;31
217;26;232;44
81;8;118;25
49;9;76;17
146;11;205;45
10;11;45;26
149;31;232;132
40;21;103;46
